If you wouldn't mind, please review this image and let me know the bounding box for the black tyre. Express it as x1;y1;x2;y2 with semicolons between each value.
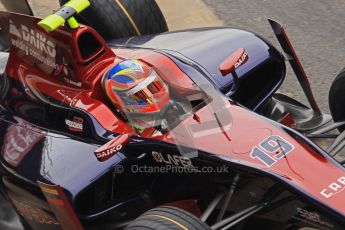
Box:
125;206;211;230
0;0;33;15
59;0;168;40
329;68;345;131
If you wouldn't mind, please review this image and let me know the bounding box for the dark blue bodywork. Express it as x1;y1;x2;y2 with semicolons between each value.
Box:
0;27;296;229
110;27;286;110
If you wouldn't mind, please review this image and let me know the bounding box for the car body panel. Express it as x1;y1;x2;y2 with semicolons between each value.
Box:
109;28;286;111
109;27;282;89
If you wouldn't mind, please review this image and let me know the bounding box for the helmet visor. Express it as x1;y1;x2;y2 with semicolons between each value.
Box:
117;71;168;109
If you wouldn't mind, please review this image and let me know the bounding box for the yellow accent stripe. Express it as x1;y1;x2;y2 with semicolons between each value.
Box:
146;215;189;230
112;85;126;91
41;187;59;195
104;81;119;104
115;70;136;78
114;0;142;36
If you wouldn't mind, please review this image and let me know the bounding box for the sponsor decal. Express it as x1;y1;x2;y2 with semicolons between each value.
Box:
250;135;294;167
152;151;196;169
96;144;123;161
94;134;130;162
9;20;57;69
292;208;334;229
320;176;345;199
234;51;248;69
65;117;83;132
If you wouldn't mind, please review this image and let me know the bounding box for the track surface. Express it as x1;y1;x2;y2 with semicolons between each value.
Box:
203;0;345;113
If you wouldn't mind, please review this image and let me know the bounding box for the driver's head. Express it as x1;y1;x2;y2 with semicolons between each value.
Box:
103;60;170;115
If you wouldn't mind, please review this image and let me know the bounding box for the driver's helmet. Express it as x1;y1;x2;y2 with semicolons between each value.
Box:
103;60;170;114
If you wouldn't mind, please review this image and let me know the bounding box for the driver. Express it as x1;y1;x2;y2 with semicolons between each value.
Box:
103;59;176;133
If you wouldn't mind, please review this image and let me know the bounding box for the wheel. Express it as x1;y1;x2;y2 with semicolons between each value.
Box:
59;0;168;40
329;68;345;131
125;206;211;230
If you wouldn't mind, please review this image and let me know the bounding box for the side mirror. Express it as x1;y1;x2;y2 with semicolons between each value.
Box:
219;48;248;95
219;48;248;77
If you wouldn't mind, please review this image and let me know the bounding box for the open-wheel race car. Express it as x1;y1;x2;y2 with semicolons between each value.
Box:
1;0;345;229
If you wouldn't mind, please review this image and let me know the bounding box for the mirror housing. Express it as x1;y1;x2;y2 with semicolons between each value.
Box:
219;48;248;76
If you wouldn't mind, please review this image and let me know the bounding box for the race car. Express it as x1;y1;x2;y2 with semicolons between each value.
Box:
1;0;345;229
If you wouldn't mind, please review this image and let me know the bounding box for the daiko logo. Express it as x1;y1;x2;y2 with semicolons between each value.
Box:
95;144;123;161
9;20;56;58
234;52;249;69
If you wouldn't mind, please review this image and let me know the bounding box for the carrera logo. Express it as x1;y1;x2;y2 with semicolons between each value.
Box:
94;134;130;162
65;117;83;132
320;176;345;198
9;20;56;58
152;151;195;168
234;52;248;69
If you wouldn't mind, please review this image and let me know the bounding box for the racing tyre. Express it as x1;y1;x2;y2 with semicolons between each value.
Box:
59;0;168;40
125;206;211;230
329;68;345;131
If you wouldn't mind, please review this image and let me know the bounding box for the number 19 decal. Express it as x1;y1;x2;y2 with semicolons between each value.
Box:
250;135;294;167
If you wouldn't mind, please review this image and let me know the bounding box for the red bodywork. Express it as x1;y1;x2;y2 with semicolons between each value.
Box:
219;47;248;76
1;11;345;222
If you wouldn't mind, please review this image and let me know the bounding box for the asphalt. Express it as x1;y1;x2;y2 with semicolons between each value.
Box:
202;0;345;114
157;0;223;30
